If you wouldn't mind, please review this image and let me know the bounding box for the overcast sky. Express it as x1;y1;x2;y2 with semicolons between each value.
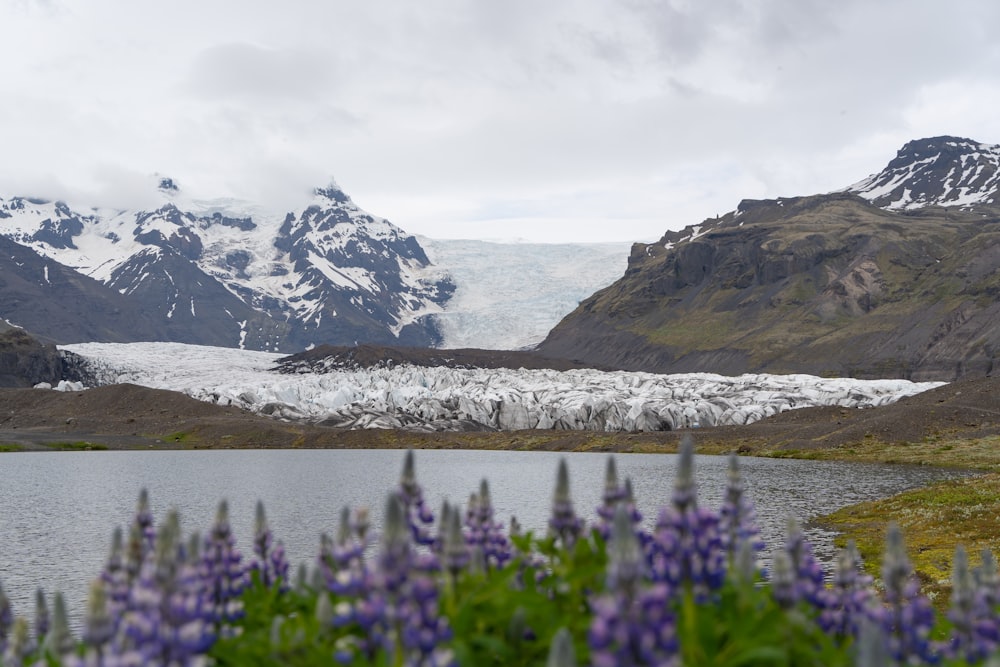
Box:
1;0;998;243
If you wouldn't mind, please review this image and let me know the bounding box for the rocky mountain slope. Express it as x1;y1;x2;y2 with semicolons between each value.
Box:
538;136;1000;381
0;180;453;350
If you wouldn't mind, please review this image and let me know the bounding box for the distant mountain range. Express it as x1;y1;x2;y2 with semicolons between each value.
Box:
4;135;1000;383
0;179;454;350
538;136;1000;381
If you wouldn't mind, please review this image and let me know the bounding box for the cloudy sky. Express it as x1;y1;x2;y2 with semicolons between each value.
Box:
1;0;998;243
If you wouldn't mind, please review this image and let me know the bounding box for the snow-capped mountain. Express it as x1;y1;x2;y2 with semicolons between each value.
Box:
0;178;454;351
848;136;1000;209
538;136;1000;380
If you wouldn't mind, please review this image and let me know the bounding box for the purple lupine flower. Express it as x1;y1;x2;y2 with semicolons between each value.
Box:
381;494;454;666
101;527;130;618
319;506;371;598
465;479;512;570
589;505;678;667
201;500;246;628
594;458;644;544
773;516;826;609
124;490;156;588
398;450;436;547
250;500;290;591
946;544;1000;662
0;580;13;657
595;456;628;538
115;509;214;665
818;540;880;638
769;551;797;609
975;548;1000;608
648;436;725;597
718;453;764;561
880;522;938;664
549;458;584;550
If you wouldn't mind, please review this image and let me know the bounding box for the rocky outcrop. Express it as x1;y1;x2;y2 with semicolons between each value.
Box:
538;191;1000;381
0;327;62;387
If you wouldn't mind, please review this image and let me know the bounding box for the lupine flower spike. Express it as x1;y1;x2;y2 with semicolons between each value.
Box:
946;544;1000;662
818;540;878;638
595;456;626;538
202;500;247;629
776;516;826;609
976;548;1000;608
398;450;435;547
251;500;290;591
649;435;725;597
0;580;13;657
881;521;936;664
465;479;511;570
589;504;677;666
549;458;584;550
718;453;764;560
78;579;114;662
375;493;454;666
101;527;130;618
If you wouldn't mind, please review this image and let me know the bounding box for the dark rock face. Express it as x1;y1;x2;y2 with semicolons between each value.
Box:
0;236;165;344
0;327;62;387
539;182;1000;381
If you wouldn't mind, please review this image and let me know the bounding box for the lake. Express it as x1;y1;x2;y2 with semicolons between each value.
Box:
0;448;969;625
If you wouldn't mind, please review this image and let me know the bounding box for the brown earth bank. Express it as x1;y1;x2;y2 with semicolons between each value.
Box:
0;374;997;460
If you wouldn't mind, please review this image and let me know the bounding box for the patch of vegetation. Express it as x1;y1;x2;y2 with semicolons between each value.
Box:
818;473;1000;608
41;441;108;451
0;443;23;452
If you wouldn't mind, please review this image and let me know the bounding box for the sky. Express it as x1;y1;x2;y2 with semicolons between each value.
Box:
1;0;999;243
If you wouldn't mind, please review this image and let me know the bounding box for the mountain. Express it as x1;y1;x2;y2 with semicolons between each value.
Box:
0;179;454;351
537;136;1000;381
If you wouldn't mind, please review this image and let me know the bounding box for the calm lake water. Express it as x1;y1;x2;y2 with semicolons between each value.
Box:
0;449;969;625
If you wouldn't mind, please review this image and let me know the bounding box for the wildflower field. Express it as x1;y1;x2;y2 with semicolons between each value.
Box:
2;440;999;666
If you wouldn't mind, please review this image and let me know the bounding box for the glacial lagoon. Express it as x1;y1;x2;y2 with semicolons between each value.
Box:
0;448;970;625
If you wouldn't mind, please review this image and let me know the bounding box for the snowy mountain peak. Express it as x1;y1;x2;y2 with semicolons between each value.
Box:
0;180;454;351
848;135;1000;210
313;180;351;205
157;176;180;194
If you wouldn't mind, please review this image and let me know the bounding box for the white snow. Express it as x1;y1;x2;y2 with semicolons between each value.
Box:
60;342;944;433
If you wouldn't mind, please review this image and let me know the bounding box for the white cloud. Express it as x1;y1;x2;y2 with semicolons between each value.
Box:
0;0;998;242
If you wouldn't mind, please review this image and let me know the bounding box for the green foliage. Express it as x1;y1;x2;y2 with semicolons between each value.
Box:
203;534;936;667
40;441;107;451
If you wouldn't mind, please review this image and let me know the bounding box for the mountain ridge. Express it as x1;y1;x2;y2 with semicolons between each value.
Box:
0;178;454;351
537;136;1000;381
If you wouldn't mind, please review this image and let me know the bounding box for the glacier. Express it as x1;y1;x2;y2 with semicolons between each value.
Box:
61;342;944;433
420;238;631;350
